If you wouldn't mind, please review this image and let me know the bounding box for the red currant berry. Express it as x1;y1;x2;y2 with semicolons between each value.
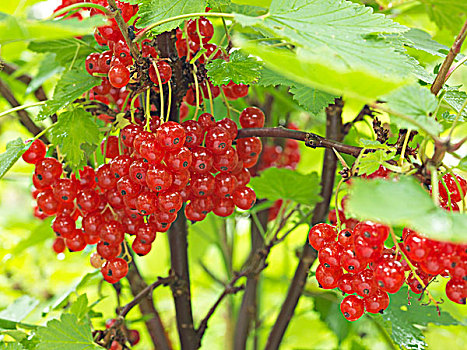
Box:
308;223;336;251
364;288;390;313
316;264;343;289
146;165;173;192
340;295;364;321
22;139;47;164
108;64;130;88
52;237;66;254
157;121;186;150
239;107;265;128
232;186;256;210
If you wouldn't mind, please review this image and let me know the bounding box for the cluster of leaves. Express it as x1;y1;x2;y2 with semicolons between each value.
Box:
0;290;102;350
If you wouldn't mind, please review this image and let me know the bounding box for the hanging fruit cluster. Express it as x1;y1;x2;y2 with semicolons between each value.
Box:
309;168;467;321
24;1;266;285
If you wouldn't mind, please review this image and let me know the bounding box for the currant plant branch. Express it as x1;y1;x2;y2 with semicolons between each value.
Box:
431;18;467;96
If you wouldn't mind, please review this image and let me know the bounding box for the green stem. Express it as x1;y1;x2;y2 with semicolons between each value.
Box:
135;12;235;41
0;101;46;118
448;96;467;139
32;123;55;142
45;2;111;20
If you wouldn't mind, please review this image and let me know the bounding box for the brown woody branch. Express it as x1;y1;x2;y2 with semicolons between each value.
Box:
125;259;172;350
119;275;175;318
431;19;467;95
0;79;49;144
107;0;144;65
265;99;344;349
236;127;363;157
196;279;245;344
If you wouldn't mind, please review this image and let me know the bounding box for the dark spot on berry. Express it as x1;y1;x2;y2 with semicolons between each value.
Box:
141;210;147;214
416;284;423;290
143;158;148;163
121;190;127;196
348;265;355;270
115;173;120;179
219;142;226;149
363;288;369;295
221;166;227;171
183;161;188;167
379;309;384;314
108;268;113;277
88;63;94;70
37;174;43;180
344;231;351;237
136;173;142;179
141;239;147;244
451;262;457;268
78;204;82;209
199;164;205;169
405;245;410;251
378;281;384;287
122;135;127;140
169;209;175;213
199;191;205;196
324;263;330;268
104;241;110;246
250;152;257;156
156;186;161;191
174;138;180;145
344;312;350;318
62;196;68;201
364;231;371;238
161;223;167;228
95;176;99;182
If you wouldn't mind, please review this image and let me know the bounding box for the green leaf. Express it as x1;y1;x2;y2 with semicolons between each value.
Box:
235;0;415;101
403;28;450;57
137;0;207;35
25;54;64;95
421;0;467;34
443;87;467;118
0;14;106;45
237;37;410;104
35;313;101;350
458;156;467;171
0;138;28;180
250;168;322;205
357;149;395;176
48;107;100;168
0;343;25;350
378;287;460;350
384;85;442;135
258;68;336;113
346;177;467;242
28;38;97;67
43;271;101;315
38;65;100;120
11;218;53;255
206;50;263;85
289;84;337;115
0;297;39;323
314;296;352;343
69;295;89;322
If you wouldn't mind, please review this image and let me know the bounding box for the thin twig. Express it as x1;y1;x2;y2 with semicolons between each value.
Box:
0;79;49;144
236;127;363;157
118;275;175;318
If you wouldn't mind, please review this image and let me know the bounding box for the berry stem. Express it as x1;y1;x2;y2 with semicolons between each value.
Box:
399;128;412;166
151;61;165;123
430;165;441;207
220;88;231;118
447;95;467;140
205;79;215;115
0;101;47;119
45;2;112;20
334;178;345;231
192;65;201;120
167;81;173;123
135;12;235;42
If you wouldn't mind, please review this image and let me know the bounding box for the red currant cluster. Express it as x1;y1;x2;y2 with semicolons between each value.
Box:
174;15;249;114
309;218;467;322
26;107;264;284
